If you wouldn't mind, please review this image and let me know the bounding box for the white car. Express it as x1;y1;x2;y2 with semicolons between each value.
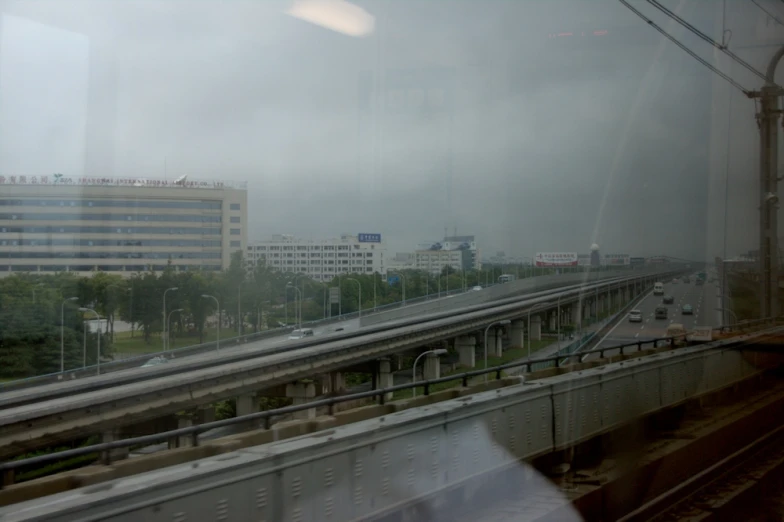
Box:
472;286;483;291
628;310;643;323
141;356;168;368
288;328;314;340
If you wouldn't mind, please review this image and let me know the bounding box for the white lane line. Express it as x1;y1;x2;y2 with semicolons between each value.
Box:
634;333;639;338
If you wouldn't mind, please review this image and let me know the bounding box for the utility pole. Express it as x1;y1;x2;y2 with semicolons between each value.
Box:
749;46;784;319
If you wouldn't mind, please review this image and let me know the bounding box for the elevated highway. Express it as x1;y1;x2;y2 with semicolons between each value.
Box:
0;325;780;521
0;269;683;459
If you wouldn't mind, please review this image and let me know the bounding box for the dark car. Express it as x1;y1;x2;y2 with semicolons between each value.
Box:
655;307;668;319
663;295;674;304
682;304;693;315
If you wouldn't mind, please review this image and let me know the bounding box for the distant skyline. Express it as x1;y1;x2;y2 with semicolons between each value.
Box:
0;0;778;262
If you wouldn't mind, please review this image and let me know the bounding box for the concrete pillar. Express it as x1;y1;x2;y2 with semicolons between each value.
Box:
377;358;393;401
583;303;590;320
570;305;580;326
102;429;128;462
530;316;542;341
196;406;215;424
178;416;193;448
549;312;557;331
321;371;345;395
455;336;476;367
510;320;525;349
423;352;441;381
286;381;317;420
236;393;259;417
487;329;503;358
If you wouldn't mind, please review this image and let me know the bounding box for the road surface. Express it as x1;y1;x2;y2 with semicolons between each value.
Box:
586;276;720;360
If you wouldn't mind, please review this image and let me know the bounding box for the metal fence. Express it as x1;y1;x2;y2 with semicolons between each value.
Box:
3;320;781;485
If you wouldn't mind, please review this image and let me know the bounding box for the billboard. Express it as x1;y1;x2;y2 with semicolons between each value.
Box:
357;233;382;243
602;254;630;266
577;254;591;266
535;252;578;267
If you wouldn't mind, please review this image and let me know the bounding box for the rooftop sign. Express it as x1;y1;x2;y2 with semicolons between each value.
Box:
0;174;247;190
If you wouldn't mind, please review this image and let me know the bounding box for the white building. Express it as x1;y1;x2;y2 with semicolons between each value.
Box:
386;252;415;272
415;249;472;275
246;233;385;281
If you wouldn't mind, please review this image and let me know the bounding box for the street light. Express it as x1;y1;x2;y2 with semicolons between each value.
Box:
79;307;101;375
60;297;78;374
167;308;184;351
388;270;406;304
484;320;511;383
163;287;178;352
237;283;243;337
716;307;738;325
412;348;448;398
201;294;220;351
527;302;555;359
346;277;361;318
286;283;302;331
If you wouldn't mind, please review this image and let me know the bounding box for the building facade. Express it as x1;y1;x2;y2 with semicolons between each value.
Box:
246;233;385;281
441;235;480;269
415;248;472;275
0;175;247;276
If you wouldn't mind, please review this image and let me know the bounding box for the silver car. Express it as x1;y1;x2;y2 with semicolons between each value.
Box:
628;310;642;323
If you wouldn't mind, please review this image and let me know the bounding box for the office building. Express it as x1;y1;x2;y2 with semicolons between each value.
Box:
415;248;472;275
0;175;247;275
246;233;385;281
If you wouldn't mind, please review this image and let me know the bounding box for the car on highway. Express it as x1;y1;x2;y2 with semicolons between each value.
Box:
141;356;169;368
334;327;344;332
695;278;704;286
682;304;693;315
654;282;664;296
682;276;690;283
655;307;668;319
671;278;678;284
663;295;674;304
628;310;642;323
472;286;483;291
288;328;314;340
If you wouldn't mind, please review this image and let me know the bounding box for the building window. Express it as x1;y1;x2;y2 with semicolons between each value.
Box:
231;240;241;248
230;203;241;210
230;228;241;235
230;216;240;223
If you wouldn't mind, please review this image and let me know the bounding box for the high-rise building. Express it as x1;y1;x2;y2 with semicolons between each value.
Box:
246;233;385;281
0;175;247;276
415;248;472;275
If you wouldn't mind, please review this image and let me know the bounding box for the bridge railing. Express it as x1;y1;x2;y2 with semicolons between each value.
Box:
3;320;779;486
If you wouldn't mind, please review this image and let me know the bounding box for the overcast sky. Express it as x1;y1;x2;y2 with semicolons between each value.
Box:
0;0;781;261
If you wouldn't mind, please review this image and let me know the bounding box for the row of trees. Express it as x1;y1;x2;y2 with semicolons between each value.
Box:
0;251;576;379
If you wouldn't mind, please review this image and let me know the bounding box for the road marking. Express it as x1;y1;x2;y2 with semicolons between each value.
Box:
634;333;639;338
640;325;645;330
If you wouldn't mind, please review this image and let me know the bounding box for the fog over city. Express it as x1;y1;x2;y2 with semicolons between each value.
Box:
1;0;779;259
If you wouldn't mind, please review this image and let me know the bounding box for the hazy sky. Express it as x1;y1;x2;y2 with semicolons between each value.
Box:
0;0;781;261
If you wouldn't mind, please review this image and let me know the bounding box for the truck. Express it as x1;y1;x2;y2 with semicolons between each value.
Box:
654;282;664;295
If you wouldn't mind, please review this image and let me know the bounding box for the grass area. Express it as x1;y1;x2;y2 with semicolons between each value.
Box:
112;328;222;357
393;339;553;400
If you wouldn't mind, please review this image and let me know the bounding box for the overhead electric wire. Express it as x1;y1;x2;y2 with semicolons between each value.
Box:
750;0;784;26
618;0;752;95
646;0;770;82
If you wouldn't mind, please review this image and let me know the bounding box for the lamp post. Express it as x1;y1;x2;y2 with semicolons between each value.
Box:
167;308;184;352
237;283;243;337
412;348;447;398
201;294;220;351
60;297;78;373
346;277;361;318
163;287;178;351
484;320;511;383
716;307;738;325
287;283;302;331
527;302;555;359
79;307;101;375
388;270;406;304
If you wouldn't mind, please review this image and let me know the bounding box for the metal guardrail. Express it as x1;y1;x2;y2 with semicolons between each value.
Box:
0;285;503;392
3;319;779;484
0;273;674;408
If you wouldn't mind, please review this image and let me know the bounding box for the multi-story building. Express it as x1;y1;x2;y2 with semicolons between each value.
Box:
442;235;480;270
246;233;385;281
0;175;247;276
415;248;472;275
